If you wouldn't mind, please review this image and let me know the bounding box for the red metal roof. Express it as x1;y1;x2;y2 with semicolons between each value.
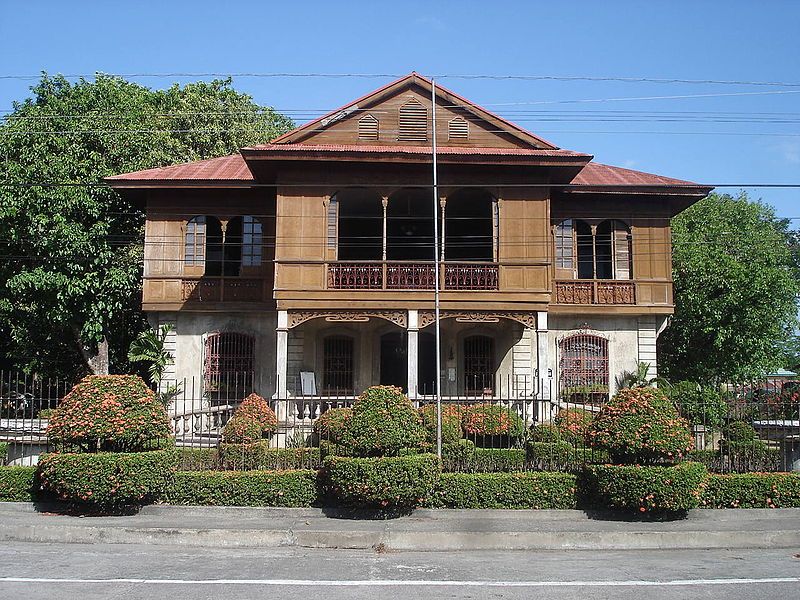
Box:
569;162;709;190
106;154;254;183
242;143;589;158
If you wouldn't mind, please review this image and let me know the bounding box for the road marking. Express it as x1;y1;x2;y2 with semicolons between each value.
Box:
1;577;799;587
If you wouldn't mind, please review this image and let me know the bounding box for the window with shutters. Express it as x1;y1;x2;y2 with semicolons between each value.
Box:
558;333;609;402
203;332;255;400
554;219;632;279
357;114;379;140
185;216;207;267
448;116;469;140
184;215;223;275
398;98;427;141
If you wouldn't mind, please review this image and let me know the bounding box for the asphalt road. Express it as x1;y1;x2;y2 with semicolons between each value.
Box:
1;542;799;600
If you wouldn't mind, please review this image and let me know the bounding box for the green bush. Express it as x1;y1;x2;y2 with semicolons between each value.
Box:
441;439;476;464
419;403;463;445
323;453;441;509
340;386;425;457
222;416;263;444
220;442;321;470
426;472;578;509
0;442;8;465
443;447;526;473
591;388;693;464
724;421;758;442
529;424;562;443
701;473;800;508
0;466;36;501
175;447;220;471
37;449;177;509
554;408;594;445
313;408;352;444
165;470;318;507
585;462;708;512
46;375;172;452
668;381;728;430
526;441;576;470
461;404;525;441
235;394;278;436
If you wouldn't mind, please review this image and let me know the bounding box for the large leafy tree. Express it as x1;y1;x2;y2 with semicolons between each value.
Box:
0;74;293;378
659;192;800;382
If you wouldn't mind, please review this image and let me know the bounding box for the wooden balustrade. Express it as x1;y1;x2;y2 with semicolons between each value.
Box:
181;278;264;302
555;280;636;305
326;262;500;290
327;263;383;289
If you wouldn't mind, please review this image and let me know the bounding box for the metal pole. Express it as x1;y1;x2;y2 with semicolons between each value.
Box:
432;78;443;459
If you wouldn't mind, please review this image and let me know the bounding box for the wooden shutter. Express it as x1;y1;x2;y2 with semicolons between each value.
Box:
398;99;427;141
448;116;469;140
358;114;379;140
613;223;631;280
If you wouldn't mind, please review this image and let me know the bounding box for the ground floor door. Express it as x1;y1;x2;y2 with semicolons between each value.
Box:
380;332;408;391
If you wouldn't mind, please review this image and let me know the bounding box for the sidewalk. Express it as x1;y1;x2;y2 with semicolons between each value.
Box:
1;502;798;551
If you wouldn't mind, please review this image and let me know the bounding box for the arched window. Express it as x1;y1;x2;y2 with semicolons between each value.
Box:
464;335;495;396
398;98;427;141
358;114;379;140
445;189;496;262
554;219;632;280
558;334;609;403
323;336;354;395
203;332;255;400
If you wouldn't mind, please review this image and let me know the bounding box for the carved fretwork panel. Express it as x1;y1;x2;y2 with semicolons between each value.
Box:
288;310;407;329
418;310;536;329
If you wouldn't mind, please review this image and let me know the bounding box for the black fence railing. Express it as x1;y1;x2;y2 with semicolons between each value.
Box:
2;370;798;474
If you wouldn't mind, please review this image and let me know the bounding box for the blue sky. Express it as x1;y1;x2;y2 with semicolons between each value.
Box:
2;1;799;219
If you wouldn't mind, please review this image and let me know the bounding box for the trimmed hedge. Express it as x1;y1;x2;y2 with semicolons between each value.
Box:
529;424;562;443
313;408;352;444
426;472;578;509
0;466;36;502
323;453;441;509
220;443;321;470
586;462;708;512
0;442;8;465
462;404;525;440
37;450;177;508
165;470;318;507
443;446;526;473
701;473;800;508
419;403;463;446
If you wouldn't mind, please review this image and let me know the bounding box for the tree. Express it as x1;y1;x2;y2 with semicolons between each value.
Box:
0;74;293;378
659;192;800;382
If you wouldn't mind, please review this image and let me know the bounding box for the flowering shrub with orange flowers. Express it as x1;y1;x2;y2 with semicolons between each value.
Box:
419;403;463;445
46;375;172;452
313;407;352;444
235;393;278;435
462;404;525;439
554;407;594;445
222;416;263;444
591;388;693;465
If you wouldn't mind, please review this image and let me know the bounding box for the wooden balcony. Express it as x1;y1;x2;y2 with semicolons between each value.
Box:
554;280;636;305
327;261;500;291
181;277;266;302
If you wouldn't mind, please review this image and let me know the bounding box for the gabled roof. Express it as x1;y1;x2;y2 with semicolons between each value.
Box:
262;72;558;150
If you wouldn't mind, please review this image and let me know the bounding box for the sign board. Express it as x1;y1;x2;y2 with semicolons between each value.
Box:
300;371;317;396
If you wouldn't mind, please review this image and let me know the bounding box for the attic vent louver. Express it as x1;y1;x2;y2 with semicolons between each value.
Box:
358;114;379;140
398;98;427;141
448;116;469;140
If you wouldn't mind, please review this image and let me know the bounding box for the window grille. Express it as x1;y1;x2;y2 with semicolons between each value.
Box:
558;334;609;402
323;336;354;395
398;99;428;141
358;114;379;140
203;332;255;400
448;116;469;140
241;215;263;267
185;216;206;267
464;335;495;396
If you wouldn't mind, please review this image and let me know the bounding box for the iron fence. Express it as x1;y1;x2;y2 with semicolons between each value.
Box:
2;369;798;474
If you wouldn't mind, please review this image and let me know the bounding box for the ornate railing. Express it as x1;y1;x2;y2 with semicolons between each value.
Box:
555;280;636;305
181;278;264;302
327;263;383;289
327;262;499;291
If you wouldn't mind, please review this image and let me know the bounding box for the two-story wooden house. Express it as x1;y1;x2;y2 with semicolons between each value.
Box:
108;73;710;419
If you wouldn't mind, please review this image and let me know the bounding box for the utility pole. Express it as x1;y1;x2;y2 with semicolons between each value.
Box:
431;78;442;458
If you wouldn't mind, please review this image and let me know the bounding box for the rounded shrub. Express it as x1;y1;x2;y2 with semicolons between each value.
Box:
46;375;172;452
591;387;693;464
724;420;758;443
529;423;562;443
323;453;441;509
554;407;594;445
37;449;177;510
340;386;425;457
235;393;278;436
419;403;463;446
462;404;525;440
313;407;352;444
222;416;263;444
668;381;728;431
585;462;708;513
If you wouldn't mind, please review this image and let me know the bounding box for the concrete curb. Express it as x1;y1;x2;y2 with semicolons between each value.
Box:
1;503;799;551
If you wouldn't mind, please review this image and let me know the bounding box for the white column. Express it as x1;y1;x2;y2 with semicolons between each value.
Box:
536;311;551;404
275;310;289;403
407;309;419;400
